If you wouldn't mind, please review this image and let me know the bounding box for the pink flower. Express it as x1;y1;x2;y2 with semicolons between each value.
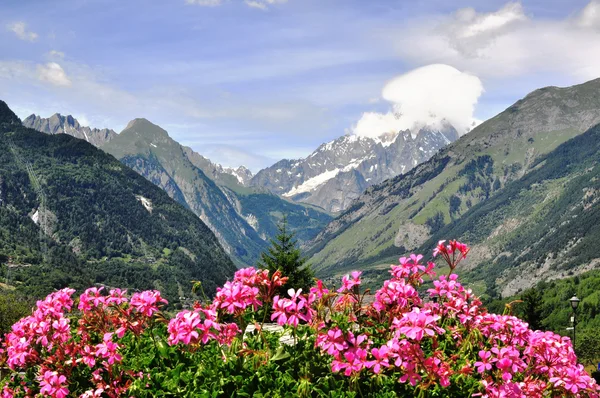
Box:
317;327;347;357
95;333;122;365
337;271;362;293
38;370;68;398
474;350;493;373
216;323;240;346
78;287;105;312
366;346;390;374
271;289;313;327
213;281;261;315
549;364;592;394
106;288;128;305
394;308;443;341
310;280;329;299
167;311;201;345
130;290;167;317
332;348;368;376
433;240;469;270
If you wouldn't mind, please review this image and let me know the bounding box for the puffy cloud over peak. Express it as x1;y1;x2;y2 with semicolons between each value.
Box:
351;64;483;139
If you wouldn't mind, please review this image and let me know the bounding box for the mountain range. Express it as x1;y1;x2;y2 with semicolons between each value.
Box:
24;114;333;267
305;78;600;298
23;113;117;147
18;76;600;302
250;122;459;212
0;101;236;302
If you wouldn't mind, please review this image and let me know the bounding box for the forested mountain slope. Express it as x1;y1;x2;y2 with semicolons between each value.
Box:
420;122;600;297
102;119;331;266
0;100;236;302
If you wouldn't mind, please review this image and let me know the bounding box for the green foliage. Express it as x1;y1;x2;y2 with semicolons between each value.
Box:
0;291;33;334
426;212;445;234
449;195;462;215
575;329;600;367
258;217;314;294
518;287;544;331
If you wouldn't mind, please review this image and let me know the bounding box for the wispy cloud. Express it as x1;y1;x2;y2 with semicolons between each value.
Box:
7;21;38;42
185;0;222;6
48;50;65;59
36;63;72;87
186;0;287;9
388;0;600;80
245;0;287;10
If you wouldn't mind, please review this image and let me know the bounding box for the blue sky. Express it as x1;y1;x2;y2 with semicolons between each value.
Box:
1;0;599;171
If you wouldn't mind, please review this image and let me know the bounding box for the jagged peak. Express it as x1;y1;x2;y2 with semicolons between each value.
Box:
122;118;170;140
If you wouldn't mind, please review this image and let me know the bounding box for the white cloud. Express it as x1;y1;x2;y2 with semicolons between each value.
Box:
577;0;600;28
389;1;600;80
245;0;287;10
186;0;286;9
76;115;90;127
48;50;65;59
350;64;483;138
7;22;38;42
185;0;222;5
36;63;71;87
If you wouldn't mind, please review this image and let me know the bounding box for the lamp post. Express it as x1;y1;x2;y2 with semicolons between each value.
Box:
569;295;581;348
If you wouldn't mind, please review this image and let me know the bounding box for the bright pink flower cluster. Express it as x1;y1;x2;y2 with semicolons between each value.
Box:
433;239;470;271
337;271;362;293
271;288;315;327
1;287;167;397
167;267;286;348
3;239;599;397
310;240;600;397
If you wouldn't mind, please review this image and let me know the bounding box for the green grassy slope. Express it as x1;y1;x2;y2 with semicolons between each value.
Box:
418;123;600;298
307;78;600;278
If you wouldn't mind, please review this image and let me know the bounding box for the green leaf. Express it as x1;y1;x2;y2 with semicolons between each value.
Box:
270;346;291;362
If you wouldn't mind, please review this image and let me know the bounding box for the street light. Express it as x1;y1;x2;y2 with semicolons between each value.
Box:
569;295;580;348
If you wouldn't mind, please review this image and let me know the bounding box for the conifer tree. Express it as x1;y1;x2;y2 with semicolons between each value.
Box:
520;287;543;331
257;216;314;294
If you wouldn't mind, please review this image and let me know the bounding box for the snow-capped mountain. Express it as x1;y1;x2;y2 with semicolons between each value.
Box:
250;122;459;212
23;113;117;147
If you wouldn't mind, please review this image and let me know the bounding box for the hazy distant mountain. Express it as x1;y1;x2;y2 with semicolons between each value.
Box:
251;122;459;212
23;113;117;147
181;146;253;186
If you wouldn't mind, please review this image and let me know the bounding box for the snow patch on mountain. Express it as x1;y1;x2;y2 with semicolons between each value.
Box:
283;168;341;197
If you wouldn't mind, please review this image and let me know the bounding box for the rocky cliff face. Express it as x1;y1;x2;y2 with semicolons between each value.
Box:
23;114;117;147
250;123;459;212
